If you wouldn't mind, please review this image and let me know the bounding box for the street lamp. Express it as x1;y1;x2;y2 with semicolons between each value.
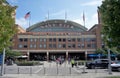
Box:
107;38;112;75
108;48;112;74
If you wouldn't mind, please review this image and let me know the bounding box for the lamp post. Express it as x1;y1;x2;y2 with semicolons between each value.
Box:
0;10;5;76
108;48;112;74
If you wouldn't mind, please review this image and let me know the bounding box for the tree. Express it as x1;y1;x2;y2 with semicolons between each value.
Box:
99;0;120;52
0;0;17;51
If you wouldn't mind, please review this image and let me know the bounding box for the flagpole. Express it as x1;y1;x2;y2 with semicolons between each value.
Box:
65;11;67;23
28;12;31;61
83;11;85;27
29;12;31;29
48;10;49;20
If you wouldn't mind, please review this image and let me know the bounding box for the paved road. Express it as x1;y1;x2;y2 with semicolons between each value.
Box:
0;61;120;78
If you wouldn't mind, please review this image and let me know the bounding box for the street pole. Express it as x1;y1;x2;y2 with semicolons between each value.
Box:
108;48;112;74
1;48;5;76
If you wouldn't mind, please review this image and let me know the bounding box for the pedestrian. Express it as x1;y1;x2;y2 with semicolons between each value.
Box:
71;59;75;67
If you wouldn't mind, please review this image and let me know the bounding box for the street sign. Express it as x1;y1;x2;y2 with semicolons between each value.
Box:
0;54;3;64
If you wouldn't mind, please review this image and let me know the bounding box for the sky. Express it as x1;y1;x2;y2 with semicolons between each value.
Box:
7;0;103;30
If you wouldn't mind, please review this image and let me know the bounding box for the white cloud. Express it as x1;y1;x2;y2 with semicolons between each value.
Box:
81;0;102;6
15;18;28;29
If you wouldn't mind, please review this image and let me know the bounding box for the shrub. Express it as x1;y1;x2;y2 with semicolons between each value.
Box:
16;61;43;66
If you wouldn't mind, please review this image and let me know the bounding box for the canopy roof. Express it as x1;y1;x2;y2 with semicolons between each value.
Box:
26;19;87;32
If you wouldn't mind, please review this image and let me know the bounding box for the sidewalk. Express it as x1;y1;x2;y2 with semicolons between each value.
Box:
1;72;120;78
1;61;120;78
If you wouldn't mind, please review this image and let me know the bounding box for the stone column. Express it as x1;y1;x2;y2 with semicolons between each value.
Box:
85;50;87;61
27;51;30;60
47;51;49;61
66;51;68;61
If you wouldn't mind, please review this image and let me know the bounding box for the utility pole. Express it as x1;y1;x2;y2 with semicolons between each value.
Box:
108;48;112;74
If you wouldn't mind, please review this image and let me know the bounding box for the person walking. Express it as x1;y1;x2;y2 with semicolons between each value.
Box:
71;59;75;67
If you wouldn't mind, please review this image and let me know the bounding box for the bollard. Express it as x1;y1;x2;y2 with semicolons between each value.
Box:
82;62;87;73
30;67;32;75
95;66;97;73
44;67;45;75
57;64;58;75
69;67;71;75
4;66;5;74
18;67;19;74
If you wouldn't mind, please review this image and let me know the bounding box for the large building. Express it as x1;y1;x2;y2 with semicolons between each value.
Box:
12;19;102;61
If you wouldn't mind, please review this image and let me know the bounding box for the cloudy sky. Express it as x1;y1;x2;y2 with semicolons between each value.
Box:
7;0;103;30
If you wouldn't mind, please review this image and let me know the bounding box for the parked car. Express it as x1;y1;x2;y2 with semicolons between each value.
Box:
111;61;120;72
86;59;109;69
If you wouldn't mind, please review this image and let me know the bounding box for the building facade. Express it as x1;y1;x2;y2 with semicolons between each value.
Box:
12;19;102;61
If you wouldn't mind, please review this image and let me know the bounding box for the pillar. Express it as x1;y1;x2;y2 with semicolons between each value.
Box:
47;51;49;61
27;51;30;60
66;51;68;61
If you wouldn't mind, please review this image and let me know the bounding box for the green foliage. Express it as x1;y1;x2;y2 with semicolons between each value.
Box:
95;48;107;54
5;50;22;58
0;0;17;51
16;61;43;66
99;0;120;51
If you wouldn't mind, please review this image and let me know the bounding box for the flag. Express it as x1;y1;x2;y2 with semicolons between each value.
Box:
24;12;30;19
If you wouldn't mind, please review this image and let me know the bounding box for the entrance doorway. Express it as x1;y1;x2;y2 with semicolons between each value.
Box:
49;53;66;61
29;53;47;61
68;52;85;60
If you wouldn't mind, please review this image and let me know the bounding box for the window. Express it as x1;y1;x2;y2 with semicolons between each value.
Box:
30;38;33;42
91;44;96;48
81;44;85;48
63;38;66;42
18;44;22;48
86;38;91;42
40;44;42;48
24;38;28;42
30;44;33;48
78;44;81;48
91;38;96;42
34;44;36;48
49;44;52;48
24;45;27;48
49;38;52;42
72;38;75;42
59;38;62;42
72;44;75;48
19;38;23;42
34;38;37;42
53;38;56;42
43;44;46;48
68;38;71;42
81;38;84;42
87;44;91;48
43;38;46;42
58;44;62;48
77;38;81;42
53;44;56;48
68;44;71;48
63;44;66;48
40;38;42;42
